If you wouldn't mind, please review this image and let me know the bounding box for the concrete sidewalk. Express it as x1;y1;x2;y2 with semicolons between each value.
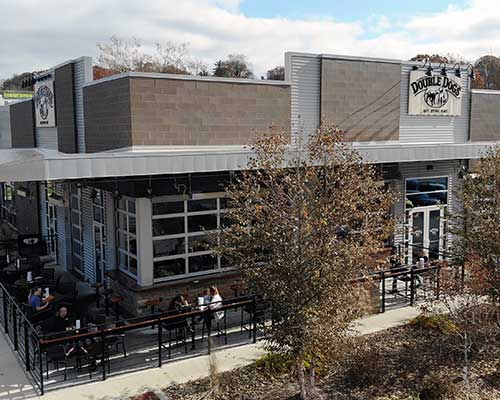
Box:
0;304;424;400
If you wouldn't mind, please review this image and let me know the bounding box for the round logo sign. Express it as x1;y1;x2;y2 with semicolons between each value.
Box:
423;87;449;109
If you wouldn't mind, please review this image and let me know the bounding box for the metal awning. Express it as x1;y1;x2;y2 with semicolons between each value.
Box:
0;142;494;183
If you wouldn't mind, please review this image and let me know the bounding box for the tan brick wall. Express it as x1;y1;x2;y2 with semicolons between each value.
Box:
321;58;401;142
470;91;500;141
129;77;291;146
84;77;133;152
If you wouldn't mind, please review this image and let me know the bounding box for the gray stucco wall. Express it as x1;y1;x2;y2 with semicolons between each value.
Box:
10;100;35;148
470;91;500;142
320;58;401;141
55;63;77;153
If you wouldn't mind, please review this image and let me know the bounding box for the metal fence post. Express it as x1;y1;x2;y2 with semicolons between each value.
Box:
436;265;441;300
410;268;415;306
39;340;44;396
12;305;18;351
381;272;386;313
158;317;162;367
252;299;257;344
101;329;106;381
3;288;8;334
24;320;30;371
207;311;212;355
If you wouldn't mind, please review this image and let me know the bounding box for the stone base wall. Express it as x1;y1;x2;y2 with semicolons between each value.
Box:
109;273;244;317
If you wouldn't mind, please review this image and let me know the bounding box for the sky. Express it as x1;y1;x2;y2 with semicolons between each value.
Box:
1;0;500;79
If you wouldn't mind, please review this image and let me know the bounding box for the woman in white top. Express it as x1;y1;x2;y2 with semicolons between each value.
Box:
208;286;224;320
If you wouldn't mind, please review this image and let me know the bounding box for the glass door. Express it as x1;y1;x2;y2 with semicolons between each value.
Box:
407;206;445;264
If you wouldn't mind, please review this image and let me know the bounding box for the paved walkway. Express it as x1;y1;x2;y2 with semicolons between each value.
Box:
0;304;424;400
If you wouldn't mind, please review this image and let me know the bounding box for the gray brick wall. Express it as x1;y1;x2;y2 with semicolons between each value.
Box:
84;77;132;152
130;78;291;146
470;92;500;141
10;100;35;148
55;63;77;153
321;58;401;141
83;76;290;152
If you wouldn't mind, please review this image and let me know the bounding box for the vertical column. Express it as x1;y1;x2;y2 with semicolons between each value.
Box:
136;198;153;287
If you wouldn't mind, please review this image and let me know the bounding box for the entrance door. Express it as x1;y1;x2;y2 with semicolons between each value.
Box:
408;206;445;264
93;223;106;283
46;203;57;256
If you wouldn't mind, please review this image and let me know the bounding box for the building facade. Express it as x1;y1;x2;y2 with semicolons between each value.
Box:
0;52;498;315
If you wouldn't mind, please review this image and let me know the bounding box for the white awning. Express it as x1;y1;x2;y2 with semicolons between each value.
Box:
0;142;494;183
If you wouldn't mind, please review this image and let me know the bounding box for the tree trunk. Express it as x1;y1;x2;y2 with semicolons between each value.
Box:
309;358;316;392
463;332;469;385
297;361;308;400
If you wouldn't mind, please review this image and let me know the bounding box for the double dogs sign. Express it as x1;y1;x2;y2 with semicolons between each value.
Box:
408;70;462;116
34;79;56;128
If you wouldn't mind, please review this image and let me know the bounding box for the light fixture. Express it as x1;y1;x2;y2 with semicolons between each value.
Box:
425;64;433;76
451;63;461;78
437;62;447;76
465;63;475;80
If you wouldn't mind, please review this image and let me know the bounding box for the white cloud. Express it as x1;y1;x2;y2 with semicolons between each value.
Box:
1;0;500;79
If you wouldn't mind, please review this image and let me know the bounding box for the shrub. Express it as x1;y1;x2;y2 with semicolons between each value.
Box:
409;314;458;335
418;372;458;400
254;353;292;376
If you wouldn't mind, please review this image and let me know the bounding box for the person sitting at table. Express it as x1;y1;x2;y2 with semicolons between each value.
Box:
28;286;50;312
42;306;72;333
168;294;189;313
208;286;224;321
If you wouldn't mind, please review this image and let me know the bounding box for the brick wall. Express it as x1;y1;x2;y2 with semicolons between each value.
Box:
130;77;290;146
84;77;133;152
10;100;35;148
469;91;500;141
55;63;77;153
321;58;401;141
83;76;290;152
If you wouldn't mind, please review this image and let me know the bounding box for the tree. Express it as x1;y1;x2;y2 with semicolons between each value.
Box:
474;55;500;90
96;35;207;75
212;54;254;79
1;72;35;91
454;146;500;302
267;66;285;81
217;126;396;399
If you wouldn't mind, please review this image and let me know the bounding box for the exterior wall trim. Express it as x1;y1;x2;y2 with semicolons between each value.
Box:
84;71;291;88
471;89;500;95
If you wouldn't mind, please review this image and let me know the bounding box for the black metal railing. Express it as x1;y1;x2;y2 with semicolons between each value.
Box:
0;280;265;395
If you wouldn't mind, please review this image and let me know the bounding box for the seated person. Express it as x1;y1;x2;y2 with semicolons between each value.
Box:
42;306;72;333
167;295;190;330
28;286;50;312
208;286;224;321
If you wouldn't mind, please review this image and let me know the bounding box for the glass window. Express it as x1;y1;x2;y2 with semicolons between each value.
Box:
154;258;186;279
153;217;185;236
116;197;138;278
188;199;217;212
188;254;218;273
153;201;184;215
188;214;217;233
152;194;232;282
405;177;448;209
153;238;185;258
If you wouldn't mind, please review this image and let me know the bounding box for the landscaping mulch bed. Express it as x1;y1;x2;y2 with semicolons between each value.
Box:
162;317;500;400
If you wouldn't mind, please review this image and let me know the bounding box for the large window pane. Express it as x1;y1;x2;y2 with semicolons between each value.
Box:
153;201;184;215
118;212;127;230
188;235;211;253
188;254;217;273
129;236;137;255
154;237;185;257
129;257;137;275
128;200;136;214
188;199;217;213
93;206;103;223
154;258;186;279
188;214;217;233
153;217;185;236
128;216;136;234
406;178;448;193
406;192;447;208
118;231;127;250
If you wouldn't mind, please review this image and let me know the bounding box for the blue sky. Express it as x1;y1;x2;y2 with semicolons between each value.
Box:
240;0;469;21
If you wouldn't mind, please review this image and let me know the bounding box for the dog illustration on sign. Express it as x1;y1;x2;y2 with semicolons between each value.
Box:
35;84;54;121
424;87;448;108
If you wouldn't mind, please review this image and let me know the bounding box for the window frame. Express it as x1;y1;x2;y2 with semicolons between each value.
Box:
116;197;138;279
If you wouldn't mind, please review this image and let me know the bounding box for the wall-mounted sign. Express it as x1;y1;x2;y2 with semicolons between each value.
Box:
34;79;55;127
408;70;462;116
2;91;33;99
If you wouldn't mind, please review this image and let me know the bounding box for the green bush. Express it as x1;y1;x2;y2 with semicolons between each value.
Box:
409;314;458;335
254;353;292;376
418;372;458;400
